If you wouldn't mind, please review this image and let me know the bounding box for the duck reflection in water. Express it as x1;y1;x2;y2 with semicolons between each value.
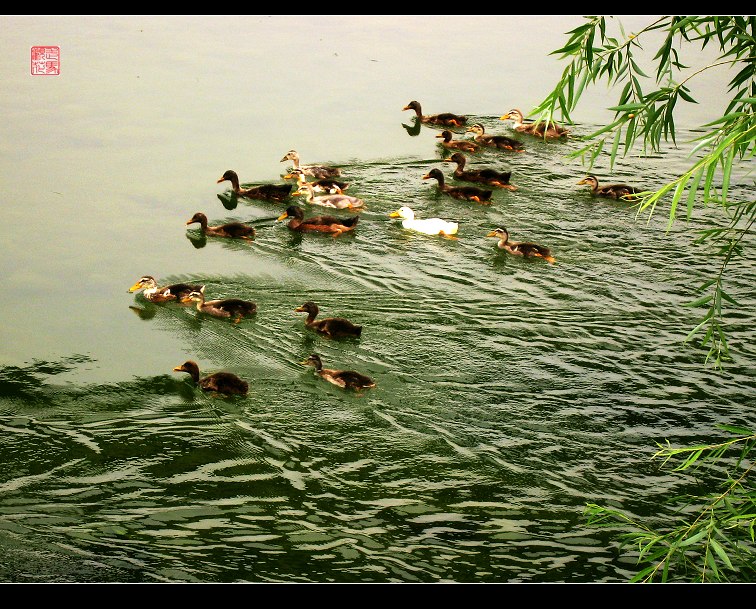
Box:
402;115;422;137
217;193;238;211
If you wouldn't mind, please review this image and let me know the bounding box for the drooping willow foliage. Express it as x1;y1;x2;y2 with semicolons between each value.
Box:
537;17;756;582
533;15;756;368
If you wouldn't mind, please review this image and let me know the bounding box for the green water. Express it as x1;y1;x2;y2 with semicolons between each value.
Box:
1;15;754;583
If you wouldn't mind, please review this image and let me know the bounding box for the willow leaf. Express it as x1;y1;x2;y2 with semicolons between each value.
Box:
679;528;708;547
709;538;734;570
686;167;704;220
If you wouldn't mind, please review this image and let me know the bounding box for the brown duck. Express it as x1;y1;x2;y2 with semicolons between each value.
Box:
422;168;493;204
186;212;255;242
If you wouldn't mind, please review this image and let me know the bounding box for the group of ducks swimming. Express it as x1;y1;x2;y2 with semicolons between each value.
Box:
129;101;643;396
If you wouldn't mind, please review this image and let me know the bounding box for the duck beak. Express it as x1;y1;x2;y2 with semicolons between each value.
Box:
421;174;431;180
443;157;453;162
172;365;186;373
576;179;587;185
185;219;194;225
389;211;400;218
128;282;143;292
402;105;411;111
279;155;288;162
294;306;306;312
283;173;295;179
216;177;225;183
500;113;511;120
486;231;498;238
276;212;289;222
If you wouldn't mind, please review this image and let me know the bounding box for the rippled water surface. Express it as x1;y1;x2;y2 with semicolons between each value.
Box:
1;15;754;583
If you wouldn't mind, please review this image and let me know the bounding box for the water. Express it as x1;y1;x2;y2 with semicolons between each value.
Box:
1;15;754;583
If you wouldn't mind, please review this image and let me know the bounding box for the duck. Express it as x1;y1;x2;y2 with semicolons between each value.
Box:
422;168;493;204
294;181;365;210
217;170;292;202
276;205;359;237
577;175;642;200
389;206;458;237
402;100;467;128
294;301;362;338
500;108;570;138
486;227;556;264
185;212;255;242
172;360;249;396
465;123;525;152
284;167;350;194
280;150;341;179
435;130;479;153
443;152;517;190
128;276;204;304
301;353;376;391
180;286;257;324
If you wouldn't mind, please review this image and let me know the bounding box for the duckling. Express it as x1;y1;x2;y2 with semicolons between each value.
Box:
172;360;249;396
486;227;555;264
436;130;480;153
422;168;493;204
443;152;517;190
500;108;570;138
294;301;362;338
577;175;642;200
389;206;458;237
465;123;525;152
402;100;467;128
302;353;376;391
128;276;204;304
181;286;256;324
294;181;365;210
276;205;359;237
185;212;255;242
217;170;292;202
284;168;350;194
280;150;341;179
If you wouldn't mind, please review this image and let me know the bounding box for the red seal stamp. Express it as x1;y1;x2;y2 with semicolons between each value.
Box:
31;46;60;75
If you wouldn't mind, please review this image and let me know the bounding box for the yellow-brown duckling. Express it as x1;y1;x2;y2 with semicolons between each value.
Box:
186;212;255;242
129;275;204;304
443;152;517;190
172;360;249;396
294;301;362;338
422;168;493;204
280;150;341;179
577;175;642;200
402;100;467;128
465;123;525;152
217;170;292;202
435;130;480;153
294;182;365;210
276;205;359;237
283;168;350;194
181;286;256;324
486;227;555;264
302;353;375;391
500;108;570;138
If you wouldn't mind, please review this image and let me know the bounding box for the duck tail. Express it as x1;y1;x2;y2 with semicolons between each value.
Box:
343;216;360;228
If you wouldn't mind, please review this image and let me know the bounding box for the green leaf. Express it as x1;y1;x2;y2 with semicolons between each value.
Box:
679;528;708;547
709;538;734;570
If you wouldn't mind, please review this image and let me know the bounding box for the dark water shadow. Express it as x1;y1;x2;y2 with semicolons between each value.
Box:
401;116;421;137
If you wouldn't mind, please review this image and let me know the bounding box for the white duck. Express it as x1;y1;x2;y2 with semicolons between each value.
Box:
389;206;458;237
294;181;365;209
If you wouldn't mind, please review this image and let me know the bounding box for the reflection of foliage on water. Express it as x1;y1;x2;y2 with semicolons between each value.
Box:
0;354;94;402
